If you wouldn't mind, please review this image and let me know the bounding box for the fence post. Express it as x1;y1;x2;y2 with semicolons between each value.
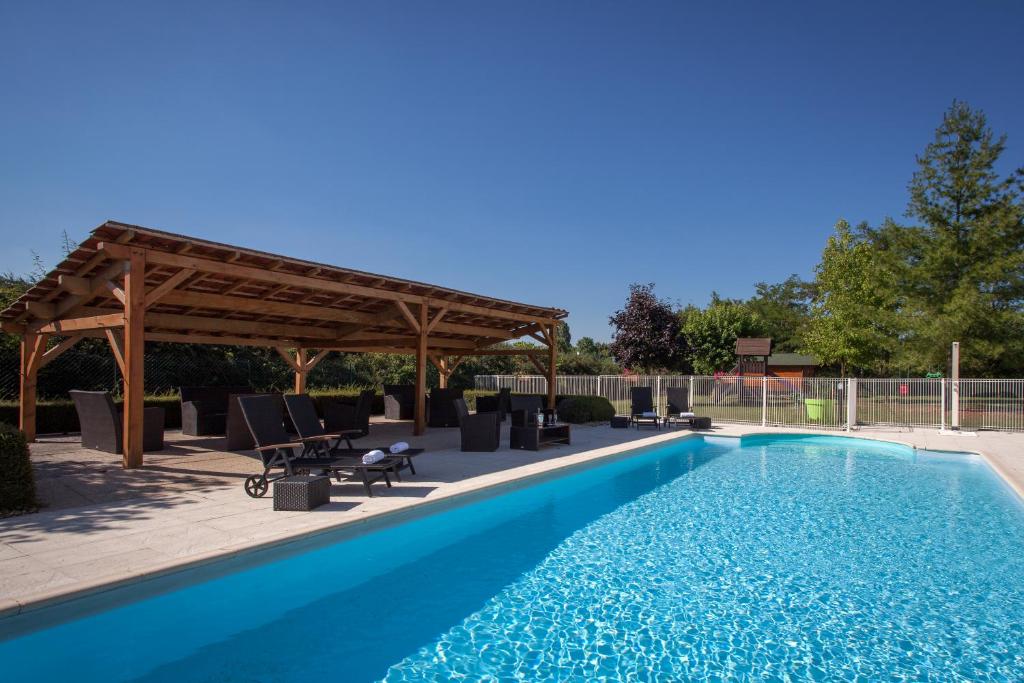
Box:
846;378;857;431
940;380;946;431
761;376;767;427
655;376;662;415
688;375;694;414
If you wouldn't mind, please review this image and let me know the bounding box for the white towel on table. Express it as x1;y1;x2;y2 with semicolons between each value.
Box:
679;412;696;418
389;442;409;454
642;411;657;417
362;449;386;464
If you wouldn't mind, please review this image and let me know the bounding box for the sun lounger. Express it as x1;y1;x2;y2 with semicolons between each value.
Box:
238;395;397;498
284;393;364;456
630;387;660;429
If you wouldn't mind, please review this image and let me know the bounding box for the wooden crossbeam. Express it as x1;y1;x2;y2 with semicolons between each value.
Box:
31;312;124;334
37;334;84;370
425;307;448;334
305;349;331;373
105;280;126;305
57;275;90;295
394;301;420;333
275;347;301;373
527;353;548;376
145;268;195;307
105;329;126;374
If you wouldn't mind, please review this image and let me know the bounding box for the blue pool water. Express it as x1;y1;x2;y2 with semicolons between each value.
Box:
2;435;1023;681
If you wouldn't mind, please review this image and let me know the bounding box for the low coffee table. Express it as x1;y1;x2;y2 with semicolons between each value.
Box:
510;423;571;451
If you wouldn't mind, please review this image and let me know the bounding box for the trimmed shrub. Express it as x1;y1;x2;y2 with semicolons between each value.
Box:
556;395;616;424
0;423;36;515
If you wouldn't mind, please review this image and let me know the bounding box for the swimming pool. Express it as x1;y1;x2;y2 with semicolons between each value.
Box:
2;435;1023;681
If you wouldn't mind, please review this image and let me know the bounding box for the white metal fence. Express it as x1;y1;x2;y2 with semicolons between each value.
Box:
474;375;1024;432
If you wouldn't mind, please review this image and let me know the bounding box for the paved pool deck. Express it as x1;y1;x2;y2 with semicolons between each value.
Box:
1;419;1021;619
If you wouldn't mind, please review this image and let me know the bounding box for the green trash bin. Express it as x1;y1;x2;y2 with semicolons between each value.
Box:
804;398;833;422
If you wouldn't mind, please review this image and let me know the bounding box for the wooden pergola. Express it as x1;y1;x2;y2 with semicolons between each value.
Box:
0;221;568;467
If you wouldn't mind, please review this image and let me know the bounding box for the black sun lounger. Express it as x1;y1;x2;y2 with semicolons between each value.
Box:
284;393;364;455
238;395;399;498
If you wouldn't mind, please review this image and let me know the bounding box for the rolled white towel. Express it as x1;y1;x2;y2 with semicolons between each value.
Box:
642;411;657;417
679;412;696;418
362;449;386;464
389;442;409;454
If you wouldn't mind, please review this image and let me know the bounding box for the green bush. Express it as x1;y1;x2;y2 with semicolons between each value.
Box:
556;395;616;423
0;423;36;515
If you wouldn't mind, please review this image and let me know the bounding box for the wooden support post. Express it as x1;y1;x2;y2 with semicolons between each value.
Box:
122;248;146;468
414;304;428;435
547;323;557;409
19;332;46;442
294;348;308;394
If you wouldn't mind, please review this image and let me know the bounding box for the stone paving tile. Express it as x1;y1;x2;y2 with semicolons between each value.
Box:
57;547;173;582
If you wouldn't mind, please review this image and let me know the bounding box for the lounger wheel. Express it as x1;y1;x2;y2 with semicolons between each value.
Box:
244;475;269;498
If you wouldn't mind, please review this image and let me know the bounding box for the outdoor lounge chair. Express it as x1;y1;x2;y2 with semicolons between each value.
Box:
283;393;363;456
238;395;397;498
428;388;464;427
454;398;501;452
665;386;697;428
630;387;660;429
69;390;165;454
323;389;374;438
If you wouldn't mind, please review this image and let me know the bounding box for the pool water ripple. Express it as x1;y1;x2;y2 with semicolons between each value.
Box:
383;439;1024;681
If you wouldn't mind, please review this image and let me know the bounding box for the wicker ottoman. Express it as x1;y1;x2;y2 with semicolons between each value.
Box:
692;416;712;430
610;415;630;429
273;475;330;511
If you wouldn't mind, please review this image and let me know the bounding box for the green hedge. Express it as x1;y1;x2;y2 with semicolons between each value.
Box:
0;423;36;515
556;395;616;424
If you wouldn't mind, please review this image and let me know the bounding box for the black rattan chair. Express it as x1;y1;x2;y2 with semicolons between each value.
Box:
428;388;464;427
454;398;500;452
477;388;511;422
324;389;374;439
69;390;164;454
180;386;251;436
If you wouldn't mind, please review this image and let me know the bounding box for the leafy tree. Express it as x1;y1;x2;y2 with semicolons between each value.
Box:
681;296;764;374
802;220;899;375
608;283;686;372
744;275;815;352
898;100;1024;375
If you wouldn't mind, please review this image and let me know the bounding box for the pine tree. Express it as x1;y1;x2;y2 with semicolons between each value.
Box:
903;101;1024;375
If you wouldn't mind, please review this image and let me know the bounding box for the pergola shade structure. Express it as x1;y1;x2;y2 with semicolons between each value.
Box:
0;221;567;467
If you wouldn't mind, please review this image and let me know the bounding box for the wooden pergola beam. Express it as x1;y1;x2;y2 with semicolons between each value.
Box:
122;248;146;468
30;312;124;334
37;334;84;369
98;242;563;326
145;268;196;307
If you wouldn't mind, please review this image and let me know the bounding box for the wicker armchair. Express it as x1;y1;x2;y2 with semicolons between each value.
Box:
70;390;164;454
454;398;500;452
429;388;464;427
324;389;374;438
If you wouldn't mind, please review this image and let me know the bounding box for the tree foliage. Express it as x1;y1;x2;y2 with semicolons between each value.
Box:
608;283;685;372
745;275;814;352
681;297;764;374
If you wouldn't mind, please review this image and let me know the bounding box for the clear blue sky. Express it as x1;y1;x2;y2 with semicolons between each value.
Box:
1;1;1021;341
